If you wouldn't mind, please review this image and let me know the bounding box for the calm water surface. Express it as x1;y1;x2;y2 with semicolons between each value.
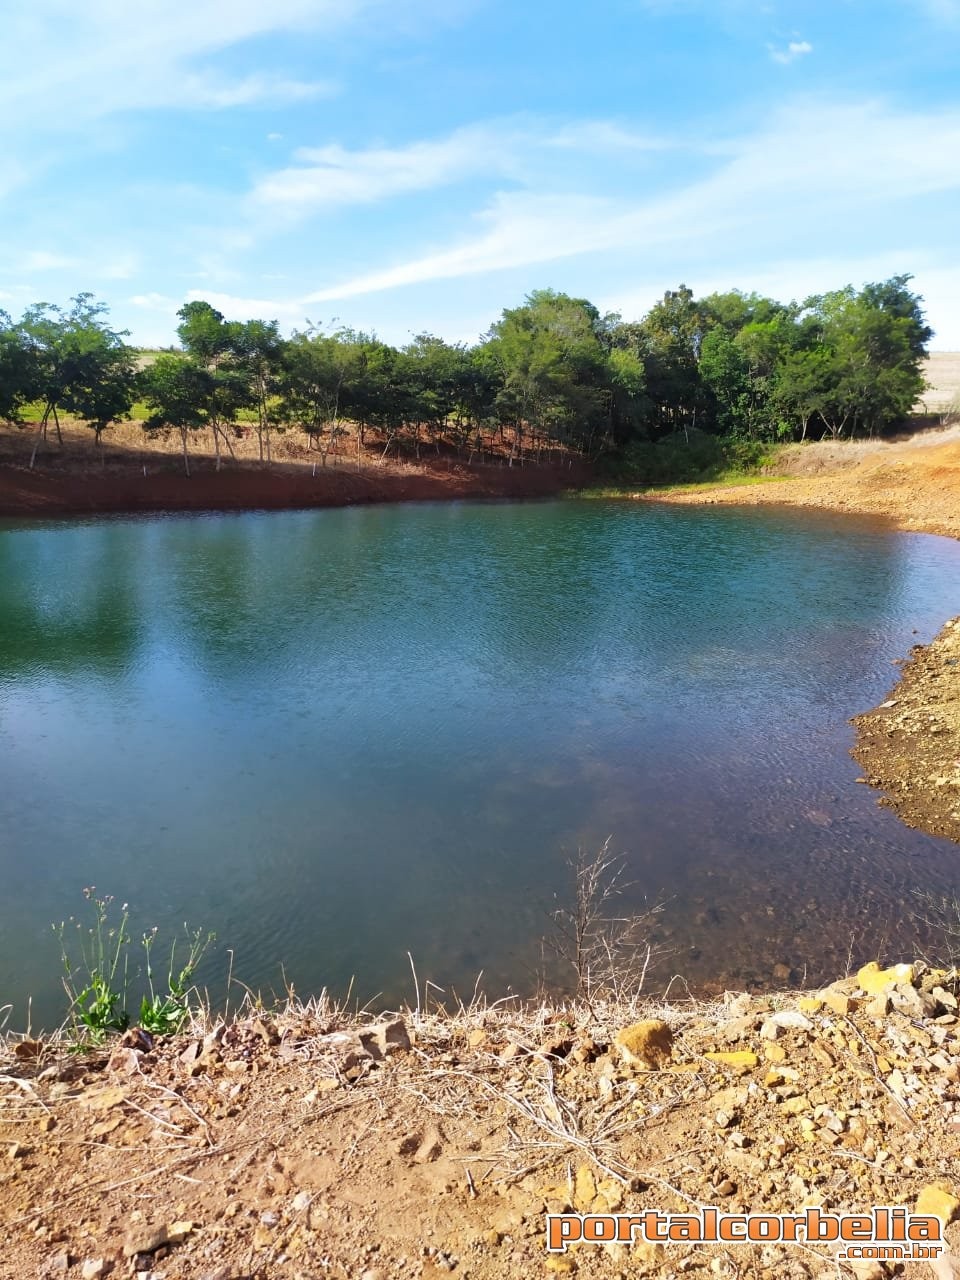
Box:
2;500;959;1029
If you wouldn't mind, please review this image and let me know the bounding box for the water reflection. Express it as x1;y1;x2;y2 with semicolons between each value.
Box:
1;501;959;1029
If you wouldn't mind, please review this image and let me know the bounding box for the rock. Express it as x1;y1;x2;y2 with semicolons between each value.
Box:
574;1164;596;1211
856;961;915;994
81;1261;110;1280
7;1142;28;1160
467;1028;487;1049
614;1020;674;1069
796;996;822;1013
414;1125;443;1163
107;1046;141;1075
892;984;938;1018
772;963;792;981
397;1125;444;1163
760;1011;813;1039
49;1254;71;1274
13;1039;43;1061
79;1086;127;1111
122;1225;168;1258
916;1184;960;1225
38;1115;57;1133
252;1225;274;1250
704;1051;758;1071
168;1220;194;1243
865;992;892;1019
781;1095;811;1115
822;990;857;1017
714;1178;736;1196
545;1258;576;1274
371;1017;412;1056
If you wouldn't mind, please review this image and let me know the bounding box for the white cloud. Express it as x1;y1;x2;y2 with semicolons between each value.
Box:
252;118;669;215
245;99;960;302
0;1;375;128
253;126;510;211
769;40;813;65
177;73;335;109
18;250;77;272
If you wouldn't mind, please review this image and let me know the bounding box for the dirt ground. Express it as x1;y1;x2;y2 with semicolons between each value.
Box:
4;965;960;1280
0;422;587;518
851;619;960;844
642;425;960;541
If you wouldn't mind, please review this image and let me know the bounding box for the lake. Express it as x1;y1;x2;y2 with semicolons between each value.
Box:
2;499;959;1031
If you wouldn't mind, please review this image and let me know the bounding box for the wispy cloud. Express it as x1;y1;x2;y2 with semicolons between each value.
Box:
911;0;960;24
769;40;813;65
18;250;77;273
252;118;669;215
230;99;960;304
0;1;378;129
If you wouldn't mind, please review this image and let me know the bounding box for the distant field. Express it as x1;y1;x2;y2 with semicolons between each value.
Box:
917;352;960;413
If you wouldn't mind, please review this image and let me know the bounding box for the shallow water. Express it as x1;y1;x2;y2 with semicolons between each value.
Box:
1;499;959;1029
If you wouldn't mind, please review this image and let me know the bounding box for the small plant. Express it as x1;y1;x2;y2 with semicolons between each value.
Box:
137;924;212;1036
542;837;668;1011
54;887;213;1047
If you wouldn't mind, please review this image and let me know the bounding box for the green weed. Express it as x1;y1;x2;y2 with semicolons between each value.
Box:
54;887;213;1047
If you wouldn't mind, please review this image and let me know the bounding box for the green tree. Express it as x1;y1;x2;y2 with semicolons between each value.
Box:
0;311;39;423
176;301;254;471
140;354;215;477
16;294;134;467
229;318;285;465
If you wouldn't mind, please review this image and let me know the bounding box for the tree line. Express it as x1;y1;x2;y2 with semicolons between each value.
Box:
0;276;932;477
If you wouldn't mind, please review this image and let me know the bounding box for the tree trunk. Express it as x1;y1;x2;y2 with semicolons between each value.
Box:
181;428;191;478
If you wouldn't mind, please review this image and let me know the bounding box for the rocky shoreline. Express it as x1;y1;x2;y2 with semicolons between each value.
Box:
4;960;960;1279
851;618;960;845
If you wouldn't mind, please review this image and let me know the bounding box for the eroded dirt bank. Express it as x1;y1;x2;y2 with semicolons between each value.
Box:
4;962;960;1280
851;618;960;844
0;457;585;519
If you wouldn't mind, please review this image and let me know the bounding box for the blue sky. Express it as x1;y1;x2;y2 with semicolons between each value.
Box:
2;0;959;349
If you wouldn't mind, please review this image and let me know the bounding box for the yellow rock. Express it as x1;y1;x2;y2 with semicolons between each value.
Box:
573;1165;597;1212
782;1094;811;1115
822;991;857;1017
876;1057;892;1075
614;1020;674;1069
763;1043;787;1063
704;1050;759;1071
545;1257;576;1274
594;1177;624;1213
856;961;914;994
916;1184;960;1225
633;1241;665;1271
798;997;823;1014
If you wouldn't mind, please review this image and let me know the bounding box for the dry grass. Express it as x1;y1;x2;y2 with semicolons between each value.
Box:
918;351;960;415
